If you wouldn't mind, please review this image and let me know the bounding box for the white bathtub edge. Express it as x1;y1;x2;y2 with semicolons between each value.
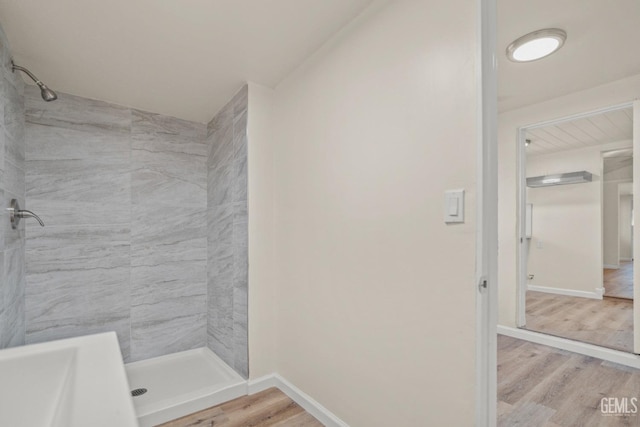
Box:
248;373;350;427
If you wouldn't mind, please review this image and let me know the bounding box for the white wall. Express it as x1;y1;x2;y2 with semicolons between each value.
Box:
603;181;621;267
499;73;640;327
620;195;633;260
525;147;602;293
247;83;277;379
249;1;479;425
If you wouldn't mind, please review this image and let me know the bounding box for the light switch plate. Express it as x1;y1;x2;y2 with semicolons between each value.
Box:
444;189;465;223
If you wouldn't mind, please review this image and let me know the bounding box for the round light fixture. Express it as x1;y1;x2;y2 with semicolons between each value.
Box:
506;28;566;62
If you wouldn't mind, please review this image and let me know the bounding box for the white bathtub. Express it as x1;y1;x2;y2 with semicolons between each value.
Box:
125;348;247;426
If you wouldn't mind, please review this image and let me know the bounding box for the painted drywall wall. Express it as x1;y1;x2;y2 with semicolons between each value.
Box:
247;83;276;379
603;181;621;267
525;147;602;293
0;24;26;349
248;1;479;425
620;195;633;260
499;73;640;327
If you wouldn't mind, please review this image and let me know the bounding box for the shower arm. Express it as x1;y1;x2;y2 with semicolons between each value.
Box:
11;61;46;87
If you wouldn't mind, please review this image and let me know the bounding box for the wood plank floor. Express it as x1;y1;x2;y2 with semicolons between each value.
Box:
525;291;633;353
498;335;640;427
156;388;323;427
604;261;634;300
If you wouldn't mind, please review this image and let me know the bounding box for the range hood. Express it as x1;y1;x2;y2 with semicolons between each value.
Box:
526;171;593;188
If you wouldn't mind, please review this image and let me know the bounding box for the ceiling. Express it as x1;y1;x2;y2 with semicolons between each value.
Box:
2;1;638;122
498;0;640;112
525;107;633;156
0;0;373;123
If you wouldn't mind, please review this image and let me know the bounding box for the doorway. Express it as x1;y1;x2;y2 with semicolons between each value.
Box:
516;103;637;353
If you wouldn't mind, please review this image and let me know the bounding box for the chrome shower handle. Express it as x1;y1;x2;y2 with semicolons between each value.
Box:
8;199;45;229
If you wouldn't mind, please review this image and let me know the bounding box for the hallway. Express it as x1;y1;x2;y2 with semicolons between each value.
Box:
498;335;640;426
604;261;634;300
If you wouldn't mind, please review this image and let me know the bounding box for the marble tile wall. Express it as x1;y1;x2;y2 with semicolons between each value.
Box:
207;85;249;378
0;25;27;349
23;87;208;362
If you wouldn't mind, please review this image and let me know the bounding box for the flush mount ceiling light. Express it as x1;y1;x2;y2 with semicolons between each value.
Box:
507;28;567;62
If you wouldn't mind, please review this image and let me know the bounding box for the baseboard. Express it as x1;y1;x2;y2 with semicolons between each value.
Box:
527;284;604;300
248;374;349;427
497;325;640;369
604;264;620;269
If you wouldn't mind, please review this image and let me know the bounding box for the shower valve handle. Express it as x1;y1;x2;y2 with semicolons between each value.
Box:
8;199;45;229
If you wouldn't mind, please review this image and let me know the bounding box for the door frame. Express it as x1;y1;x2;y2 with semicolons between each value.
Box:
515;102;636;353
476;0;498;425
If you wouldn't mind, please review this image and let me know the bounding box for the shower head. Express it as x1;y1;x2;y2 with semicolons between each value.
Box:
11;61;58;102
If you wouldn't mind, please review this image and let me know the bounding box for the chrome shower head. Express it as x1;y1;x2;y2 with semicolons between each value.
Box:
11;61;58;102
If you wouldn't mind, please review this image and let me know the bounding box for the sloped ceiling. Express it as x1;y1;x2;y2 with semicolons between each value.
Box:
498;0;640;112
0;0;373;123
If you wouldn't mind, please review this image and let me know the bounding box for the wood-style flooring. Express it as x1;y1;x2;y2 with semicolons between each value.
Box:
498;335;640;427
525;291;633;353
605;261;634;300
156;387;323;427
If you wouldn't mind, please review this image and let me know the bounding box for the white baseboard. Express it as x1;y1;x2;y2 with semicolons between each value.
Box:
604;264;620;269
498;325;640;369
248;374;349;427
527;284;604;300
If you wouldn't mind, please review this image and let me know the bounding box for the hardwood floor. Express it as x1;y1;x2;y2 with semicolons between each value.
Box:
525;291;633;353
604;261;634;300
498;335;640;427
156;388;323;427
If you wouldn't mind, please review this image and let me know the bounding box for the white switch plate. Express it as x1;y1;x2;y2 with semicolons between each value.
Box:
444;189;465;223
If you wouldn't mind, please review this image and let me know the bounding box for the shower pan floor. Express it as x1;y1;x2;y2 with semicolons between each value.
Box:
125;348;247;427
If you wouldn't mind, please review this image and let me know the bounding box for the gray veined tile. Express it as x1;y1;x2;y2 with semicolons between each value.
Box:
231;85;248;120
4;246;25;348
207;117;233;170
26;315;131;361
130;312;206;362
208;244;233;282
131;167;205;208
26;156;130;202
0;252;4;348
0;129;5;173
25;122;131;161
208;203;233;246
25;225;130;275
131;109;206;141
208;162;233;206
3;77;24;142
25;267;130;321
131;206;206;265
4;158;24;197
132;146;206;191
0;187;5;250
131;262;206;317
4;191;24;250
5;130;24;170
232;157;247;202
233;286;248;378
24;198;131;228
207;98;233;139
233;107;247;156
25;86;131;135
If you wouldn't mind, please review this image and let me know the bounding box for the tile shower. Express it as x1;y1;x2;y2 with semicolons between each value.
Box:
0;26;27;349
0;19;249;378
